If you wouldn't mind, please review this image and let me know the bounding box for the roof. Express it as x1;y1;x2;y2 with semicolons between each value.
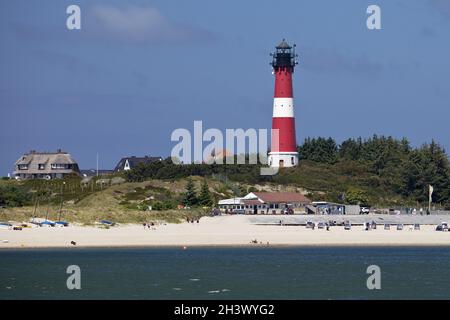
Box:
242;199;263;205
276;39;292;49
114;156;162;171
245;192;311;203
218;198;244;205
13;150;79;174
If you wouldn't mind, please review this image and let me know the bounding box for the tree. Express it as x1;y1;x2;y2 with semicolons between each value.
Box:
339;138;362;161
198;180;213;207
298;137;338;164
345;188;369;206
401;141;450;203
183;178;198;207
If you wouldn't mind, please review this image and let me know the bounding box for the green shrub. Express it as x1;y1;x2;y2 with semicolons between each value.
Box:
0;185;31;207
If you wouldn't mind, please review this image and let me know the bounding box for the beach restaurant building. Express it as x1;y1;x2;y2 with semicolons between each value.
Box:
218;192;312;215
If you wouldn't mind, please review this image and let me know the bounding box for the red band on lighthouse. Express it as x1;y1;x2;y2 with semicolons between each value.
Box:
274;69;293;98
272;118;296;152
268;39;299;168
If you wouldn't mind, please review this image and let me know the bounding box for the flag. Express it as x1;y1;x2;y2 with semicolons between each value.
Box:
429;185;434;203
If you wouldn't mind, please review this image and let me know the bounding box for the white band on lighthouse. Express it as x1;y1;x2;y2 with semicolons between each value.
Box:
272;97;294;118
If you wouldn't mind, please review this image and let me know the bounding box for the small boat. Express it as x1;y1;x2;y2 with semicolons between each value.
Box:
40;221;55;227
54;221;69;227
100;220;115;226
0;222;12;227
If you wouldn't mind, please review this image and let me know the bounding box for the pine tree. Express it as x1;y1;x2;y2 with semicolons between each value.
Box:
183;178;198;207
198;180;213;207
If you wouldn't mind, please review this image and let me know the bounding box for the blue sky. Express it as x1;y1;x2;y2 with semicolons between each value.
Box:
1;0;449;174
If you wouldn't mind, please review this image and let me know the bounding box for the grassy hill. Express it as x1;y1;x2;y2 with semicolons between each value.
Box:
0;168;443;225
1;135;449;223
0;177;218;224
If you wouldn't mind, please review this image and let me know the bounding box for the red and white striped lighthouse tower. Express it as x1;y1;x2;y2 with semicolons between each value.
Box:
268;39;299;168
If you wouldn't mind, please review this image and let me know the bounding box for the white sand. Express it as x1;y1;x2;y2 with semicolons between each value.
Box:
1;215;450;248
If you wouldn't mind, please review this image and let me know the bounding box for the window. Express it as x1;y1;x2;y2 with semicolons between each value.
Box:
51;164;68;170
38;164;45;170
291;157;294;165
18;164;28;170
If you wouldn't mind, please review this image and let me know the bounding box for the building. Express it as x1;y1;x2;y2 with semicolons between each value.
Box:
306;202;359;215
268;39;299;168
218;192;311;215
114;156;162;172
13;150;80;180
217;197;245;213
309;201;346;215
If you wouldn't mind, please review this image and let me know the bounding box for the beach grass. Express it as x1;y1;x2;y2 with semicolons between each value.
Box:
0;206;208;225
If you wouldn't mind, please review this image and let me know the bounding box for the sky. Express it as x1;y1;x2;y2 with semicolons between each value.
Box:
0;0;449;174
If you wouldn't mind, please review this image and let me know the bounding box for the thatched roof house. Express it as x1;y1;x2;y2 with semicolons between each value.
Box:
13;149;80;179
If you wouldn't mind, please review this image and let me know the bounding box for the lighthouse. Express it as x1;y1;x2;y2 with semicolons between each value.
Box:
268;39;299;168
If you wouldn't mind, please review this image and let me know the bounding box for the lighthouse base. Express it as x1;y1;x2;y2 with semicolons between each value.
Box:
268;152;299;168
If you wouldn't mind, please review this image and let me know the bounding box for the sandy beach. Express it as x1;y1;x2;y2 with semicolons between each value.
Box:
1;215;450;248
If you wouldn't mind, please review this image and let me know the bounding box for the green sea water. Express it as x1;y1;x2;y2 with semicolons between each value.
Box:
1;246;449;299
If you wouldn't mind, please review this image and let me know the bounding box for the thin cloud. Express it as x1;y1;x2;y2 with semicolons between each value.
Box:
429;0;450;19
90;4;216;45
300;46;383;76
420;26;438;37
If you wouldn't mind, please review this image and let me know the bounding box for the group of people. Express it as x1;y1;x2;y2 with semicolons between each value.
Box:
186;218;200;224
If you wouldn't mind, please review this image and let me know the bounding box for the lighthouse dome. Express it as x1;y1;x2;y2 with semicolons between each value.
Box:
276;39;291;49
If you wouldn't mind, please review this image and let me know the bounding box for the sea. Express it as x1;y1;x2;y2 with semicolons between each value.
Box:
1;246;450;300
